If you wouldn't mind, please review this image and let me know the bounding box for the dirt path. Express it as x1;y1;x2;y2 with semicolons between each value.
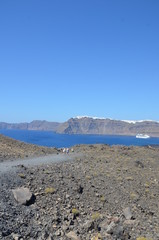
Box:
0;152;82;174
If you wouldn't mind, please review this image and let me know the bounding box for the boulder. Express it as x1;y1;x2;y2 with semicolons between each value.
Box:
12;187;34;205
123;207;132;220
66;231;81;240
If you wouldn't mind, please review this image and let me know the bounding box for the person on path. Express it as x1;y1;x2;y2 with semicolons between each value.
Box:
66;148;69;154
63;148;66;154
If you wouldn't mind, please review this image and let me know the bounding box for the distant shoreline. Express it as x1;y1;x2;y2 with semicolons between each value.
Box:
1;130;159;150
1;117;159;137
1;128;159;138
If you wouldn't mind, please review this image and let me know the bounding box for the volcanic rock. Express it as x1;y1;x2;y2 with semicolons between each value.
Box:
12;187;34;205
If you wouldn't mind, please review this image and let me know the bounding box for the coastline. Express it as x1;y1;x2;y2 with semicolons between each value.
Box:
1;131;159;150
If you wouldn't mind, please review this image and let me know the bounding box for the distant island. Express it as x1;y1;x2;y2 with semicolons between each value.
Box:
1;116;159;137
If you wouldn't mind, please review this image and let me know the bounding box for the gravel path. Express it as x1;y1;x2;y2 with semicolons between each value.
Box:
0;153;82;174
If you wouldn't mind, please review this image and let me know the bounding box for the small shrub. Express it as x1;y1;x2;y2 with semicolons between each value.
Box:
45;187;55;194
105;173;110;177
91;233;102;240
136;237;152;240
126;176;134;181
117;177;122;181
18;173;25;179
72;208;79;216
130;192;138;199
144;183;150;188
92;212;101;220
100;196;105;202
86;175;91;180
145;189;150;194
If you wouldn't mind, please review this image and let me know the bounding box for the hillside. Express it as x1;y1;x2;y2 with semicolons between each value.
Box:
0;134;58;161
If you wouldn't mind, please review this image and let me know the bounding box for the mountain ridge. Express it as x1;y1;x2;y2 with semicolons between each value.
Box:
1;117;159;137
0;120;61;131
56;117;159;137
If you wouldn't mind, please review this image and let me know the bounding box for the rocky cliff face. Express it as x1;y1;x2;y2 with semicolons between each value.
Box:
0;120;61;131
1;117;159;137
56;117;159;137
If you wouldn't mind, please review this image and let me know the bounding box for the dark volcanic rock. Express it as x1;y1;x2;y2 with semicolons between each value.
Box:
1;144;159;239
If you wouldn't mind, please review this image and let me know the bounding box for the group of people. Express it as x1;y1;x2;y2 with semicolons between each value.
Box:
62;148;69;154
62;147;74;154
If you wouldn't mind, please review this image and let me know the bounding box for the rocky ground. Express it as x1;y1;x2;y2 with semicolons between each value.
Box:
0;136;159;240
0;134;58;162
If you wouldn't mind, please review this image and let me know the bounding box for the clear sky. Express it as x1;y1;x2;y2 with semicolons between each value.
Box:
0;0;159;123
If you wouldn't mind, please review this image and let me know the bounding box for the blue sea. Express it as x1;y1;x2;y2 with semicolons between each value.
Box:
0;129;159;148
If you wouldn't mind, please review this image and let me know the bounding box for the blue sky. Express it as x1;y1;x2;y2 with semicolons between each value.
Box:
0;0;159;123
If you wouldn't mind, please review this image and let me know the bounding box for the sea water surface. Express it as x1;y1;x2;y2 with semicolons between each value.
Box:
0;129;159;148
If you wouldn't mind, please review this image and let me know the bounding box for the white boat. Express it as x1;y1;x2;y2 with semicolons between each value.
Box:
136;134;150;139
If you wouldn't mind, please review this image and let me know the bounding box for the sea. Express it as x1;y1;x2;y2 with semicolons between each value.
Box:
0;129;159;148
